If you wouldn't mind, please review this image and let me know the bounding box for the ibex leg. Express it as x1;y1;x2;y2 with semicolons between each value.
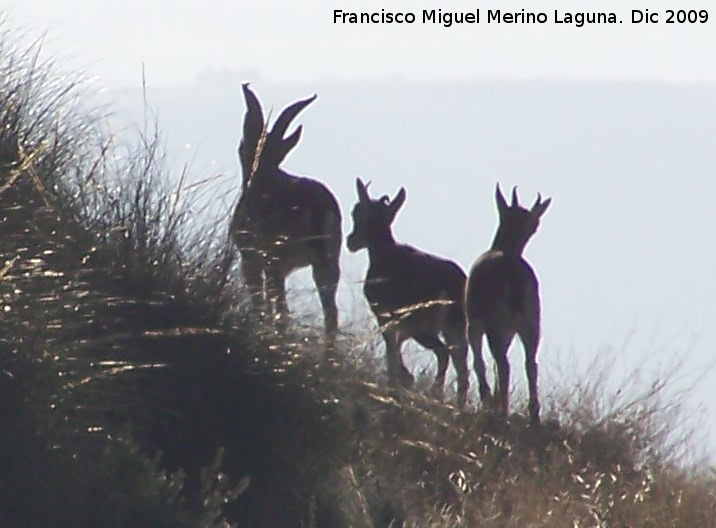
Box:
240;251;266;316
265;265;288;330
468;320;492;405
414;334;449;401
487;331;513;419
518;322;541;425
383;331;414;388
312;259;340;348
451;341;470;409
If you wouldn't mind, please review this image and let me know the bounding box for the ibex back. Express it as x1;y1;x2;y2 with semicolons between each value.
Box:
466;184;551;424
230;84;342;344
347;178;470;406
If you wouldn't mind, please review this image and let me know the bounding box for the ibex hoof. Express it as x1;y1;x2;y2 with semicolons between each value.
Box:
529;411;541;426
388;373;414;390
401;375;415;389
429;385;445;401
479;393;496;408
456;392;469;409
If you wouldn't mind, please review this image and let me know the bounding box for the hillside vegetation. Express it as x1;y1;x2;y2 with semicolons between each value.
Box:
1;20;715;527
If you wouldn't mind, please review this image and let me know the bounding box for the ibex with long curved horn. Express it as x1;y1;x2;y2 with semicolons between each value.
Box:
466;184;551;424
347;178;470;406
230;84;342;344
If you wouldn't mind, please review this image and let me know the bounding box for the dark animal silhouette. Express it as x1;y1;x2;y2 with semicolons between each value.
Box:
466;184;551;423
230;84;341;345
347;178;469;406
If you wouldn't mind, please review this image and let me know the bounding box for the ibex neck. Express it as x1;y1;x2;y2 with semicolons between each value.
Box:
491;229;527;257
242;166;283;191
367;229;397;252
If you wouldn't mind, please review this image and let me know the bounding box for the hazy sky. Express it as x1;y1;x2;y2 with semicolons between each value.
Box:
7;0;716;86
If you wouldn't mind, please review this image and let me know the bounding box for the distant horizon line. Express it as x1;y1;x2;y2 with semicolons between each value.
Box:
98;69;716;91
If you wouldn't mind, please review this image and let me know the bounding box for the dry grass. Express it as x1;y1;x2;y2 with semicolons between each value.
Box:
308;331;716;527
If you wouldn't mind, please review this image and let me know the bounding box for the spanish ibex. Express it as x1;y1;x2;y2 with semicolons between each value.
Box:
347;178;469;406
466;184;551;424
230;84;342;344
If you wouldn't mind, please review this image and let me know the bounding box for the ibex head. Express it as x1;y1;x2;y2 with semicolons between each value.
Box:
493;183;552;256
238;83;317;189
347;177;406;252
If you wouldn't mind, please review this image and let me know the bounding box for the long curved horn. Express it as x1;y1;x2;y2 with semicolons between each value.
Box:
269;94;318;141
241;83;264;143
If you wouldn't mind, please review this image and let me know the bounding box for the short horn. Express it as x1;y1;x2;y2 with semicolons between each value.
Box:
356;177;371;203
532;192;542;209
511;186;519;207
495;183;508;213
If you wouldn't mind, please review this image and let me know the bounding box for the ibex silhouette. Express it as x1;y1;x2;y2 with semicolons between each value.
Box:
347;178;470;406
466;184;551;424
231;84;342;345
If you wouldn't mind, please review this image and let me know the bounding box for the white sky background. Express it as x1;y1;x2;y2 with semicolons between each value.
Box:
5;0;716;454
6;0;716;86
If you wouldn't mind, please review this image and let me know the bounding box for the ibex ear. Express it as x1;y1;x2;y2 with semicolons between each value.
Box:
531;195;552;218
388;187;407;219
495;183;509;215
356;177;370;203
511;186;519;207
